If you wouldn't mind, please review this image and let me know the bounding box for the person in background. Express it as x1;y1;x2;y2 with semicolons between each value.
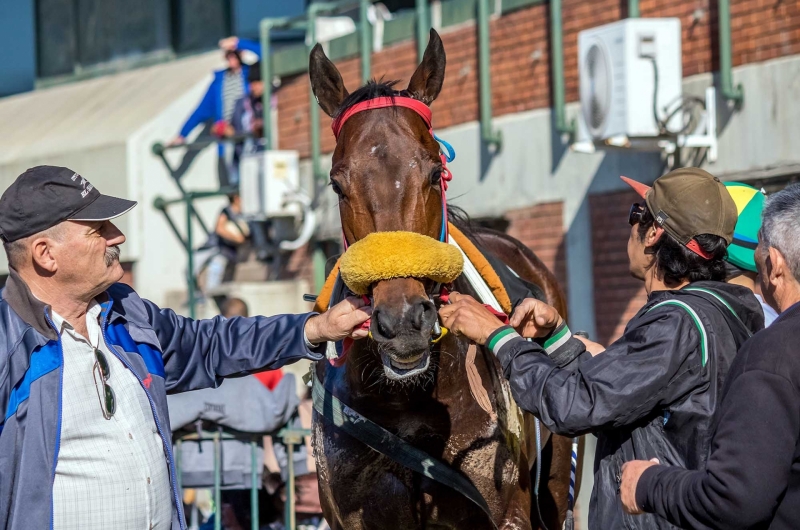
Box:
231;61;265;143
196;193;249;301
724;182;779;326
620;183;800;530
438;168;764;529
170;37;261;187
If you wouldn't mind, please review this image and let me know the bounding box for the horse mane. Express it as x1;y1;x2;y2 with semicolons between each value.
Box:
447;205;477;239
334;79;408;118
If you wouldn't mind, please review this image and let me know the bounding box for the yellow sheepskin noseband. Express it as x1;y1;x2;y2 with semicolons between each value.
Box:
338;231;464;295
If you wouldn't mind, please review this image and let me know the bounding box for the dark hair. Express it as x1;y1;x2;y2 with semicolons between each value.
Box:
222;297;249;318
248;61;261;83
636;206;728;286
225;49;242;65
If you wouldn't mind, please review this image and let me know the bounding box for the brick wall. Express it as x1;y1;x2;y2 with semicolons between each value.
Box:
505;201;568;293
276;0;800;157
590;190;648;345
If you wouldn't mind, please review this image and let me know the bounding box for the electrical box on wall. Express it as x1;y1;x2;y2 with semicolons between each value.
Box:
577;18;682;142
240;150;301;219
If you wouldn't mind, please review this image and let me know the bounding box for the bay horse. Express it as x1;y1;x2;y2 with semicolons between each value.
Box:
309;30;578;529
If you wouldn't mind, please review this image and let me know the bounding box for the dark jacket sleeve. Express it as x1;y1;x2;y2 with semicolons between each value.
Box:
636;369;800;529
143;300;325;393
494;306;704;436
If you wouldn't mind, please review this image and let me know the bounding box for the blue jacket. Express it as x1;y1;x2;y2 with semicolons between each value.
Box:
0;268;323;530
179;40;262;140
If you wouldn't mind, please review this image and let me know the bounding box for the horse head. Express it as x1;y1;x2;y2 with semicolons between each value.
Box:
310;30;449;381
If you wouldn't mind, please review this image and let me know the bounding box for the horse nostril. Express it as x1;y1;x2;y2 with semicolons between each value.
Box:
410;300;437;331
373;308;397;340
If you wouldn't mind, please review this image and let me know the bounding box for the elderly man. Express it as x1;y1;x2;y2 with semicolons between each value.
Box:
620;184;800;529
0;166;369;530
439;168;764;529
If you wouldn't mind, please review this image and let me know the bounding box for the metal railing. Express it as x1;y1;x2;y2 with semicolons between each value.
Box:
175;427;311;530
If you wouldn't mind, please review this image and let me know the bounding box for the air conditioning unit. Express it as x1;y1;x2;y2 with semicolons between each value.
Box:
577;18;682;143
240;150;301;219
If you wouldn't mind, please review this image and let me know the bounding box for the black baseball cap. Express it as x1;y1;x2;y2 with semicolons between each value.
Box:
0;166;137;243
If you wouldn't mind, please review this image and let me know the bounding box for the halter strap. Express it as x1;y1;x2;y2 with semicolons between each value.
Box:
332;96;433;138
332;96;454;246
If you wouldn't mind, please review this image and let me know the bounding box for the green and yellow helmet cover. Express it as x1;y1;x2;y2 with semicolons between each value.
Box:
724;182;765;273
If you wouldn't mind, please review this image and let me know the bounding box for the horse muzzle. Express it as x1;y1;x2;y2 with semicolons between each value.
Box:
370;295;438;380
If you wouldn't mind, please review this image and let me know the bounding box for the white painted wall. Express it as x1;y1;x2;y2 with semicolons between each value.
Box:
126;78;227;307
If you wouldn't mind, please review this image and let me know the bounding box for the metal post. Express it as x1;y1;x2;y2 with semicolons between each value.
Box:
251;439;259;530
628;0;640;18
360;0;372;84
718;0;744;104
285;441;296;530
550;0;575;134
307;8;324;183
185;195;196;319
176;439;183;495
312;247;327;293
260;19;275;150
416;0;429;62
213;431;222;530
477;0;502;149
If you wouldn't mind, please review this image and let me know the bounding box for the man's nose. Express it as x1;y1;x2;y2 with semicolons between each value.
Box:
104;221;126;246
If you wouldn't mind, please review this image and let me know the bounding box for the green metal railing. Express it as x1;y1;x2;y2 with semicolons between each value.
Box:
718;0;744;104
628;0;640;18
174;427;311;530
477;0;502;150
152;187;236;319
550;0;574;136
416;0;430;61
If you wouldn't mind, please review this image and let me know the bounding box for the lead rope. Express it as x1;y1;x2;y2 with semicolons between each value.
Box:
564;438;579;530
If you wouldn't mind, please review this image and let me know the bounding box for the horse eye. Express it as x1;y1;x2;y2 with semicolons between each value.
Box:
330;179;344;197
430;168;442;186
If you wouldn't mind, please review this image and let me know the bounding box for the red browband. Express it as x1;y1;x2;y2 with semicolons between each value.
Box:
332;96;433;138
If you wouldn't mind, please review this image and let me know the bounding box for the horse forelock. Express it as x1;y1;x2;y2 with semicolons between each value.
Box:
333;78;407;118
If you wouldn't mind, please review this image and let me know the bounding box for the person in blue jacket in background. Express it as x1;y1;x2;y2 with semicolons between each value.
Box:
170;37;262;187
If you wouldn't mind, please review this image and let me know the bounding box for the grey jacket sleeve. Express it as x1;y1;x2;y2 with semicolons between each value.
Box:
492;307;703;436
143;300;325;393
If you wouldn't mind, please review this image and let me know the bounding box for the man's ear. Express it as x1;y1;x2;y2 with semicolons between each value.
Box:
30;236;58;273
644;226;665;249
767;246;784;285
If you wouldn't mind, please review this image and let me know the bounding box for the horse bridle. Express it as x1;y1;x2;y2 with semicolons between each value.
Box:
331;96;458;346
331;96;455;247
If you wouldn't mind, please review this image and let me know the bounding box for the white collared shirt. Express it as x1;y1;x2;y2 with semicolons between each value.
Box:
51;300;172;530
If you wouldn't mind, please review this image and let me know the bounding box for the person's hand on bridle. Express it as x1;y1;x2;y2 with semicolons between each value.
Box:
437;292;505;345
304;296;373;344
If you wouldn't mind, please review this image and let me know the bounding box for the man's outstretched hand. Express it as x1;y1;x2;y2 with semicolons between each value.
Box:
304;296;373;345
509;298;563;339
437;292;505;345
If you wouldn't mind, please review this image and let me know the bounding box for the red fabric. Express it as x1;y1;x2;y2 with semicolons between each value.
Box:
254;369;284;390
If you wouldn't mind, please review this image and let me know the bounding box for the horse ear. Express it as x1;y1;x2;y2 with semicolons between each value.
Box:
309;43;350;117
406;29;446;105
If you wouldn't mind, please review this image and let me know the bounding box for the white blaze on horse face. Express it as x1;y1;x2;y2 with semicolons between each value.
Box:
370;144;381;155
395;181;400;189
